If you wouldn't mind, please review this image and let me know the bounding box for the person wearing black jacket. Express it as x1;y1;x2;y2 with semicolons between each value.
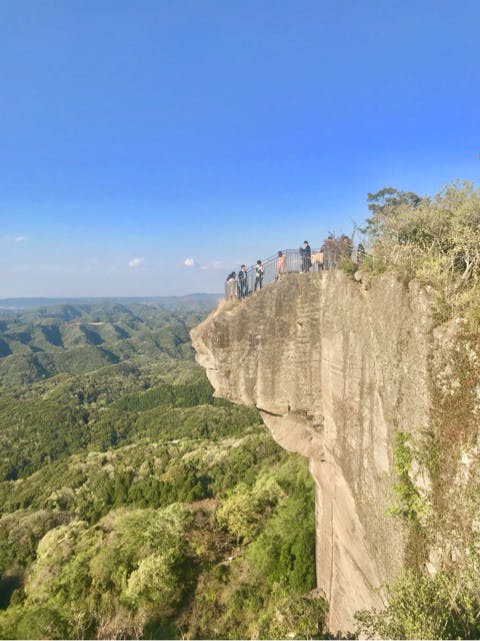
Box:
237;264;249;298
301;241;311;272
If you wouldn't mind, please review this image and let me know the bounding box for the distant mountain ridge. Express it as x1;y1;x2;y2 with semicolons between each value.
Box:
0;302;210;388
0;293;222;312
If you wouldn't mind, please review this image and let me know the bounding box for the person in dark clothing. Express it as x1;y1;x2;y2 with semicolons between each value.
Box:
301;241;311;272
237;264;249;298
254;260;264;291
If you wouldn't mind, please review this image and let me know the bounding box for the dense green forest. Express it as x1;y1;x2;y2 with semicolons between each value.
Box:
0;303;325;639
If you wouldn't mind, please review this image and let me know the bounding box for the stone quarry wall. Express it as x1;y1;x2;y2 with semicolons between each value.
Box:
191;269;438;633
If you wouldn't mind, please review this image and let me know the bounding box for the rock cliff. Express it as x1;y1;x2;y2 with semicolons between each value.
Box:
191;270;452;633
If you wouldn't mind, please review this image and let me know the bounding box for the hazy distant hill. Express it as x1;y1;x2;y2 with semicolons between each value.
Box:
0;293;222;313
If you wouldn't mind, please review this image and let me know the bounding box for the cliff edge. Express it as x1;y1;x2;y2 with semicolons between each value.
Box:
191;270;438;633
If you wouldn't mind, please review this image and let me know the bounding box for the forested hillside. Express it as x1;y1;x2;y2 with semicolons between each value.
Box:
0;302;210;389
0;303;325;639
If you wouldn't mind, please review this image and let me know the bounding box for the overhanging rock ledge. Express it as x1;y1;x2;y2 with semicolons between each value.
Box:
190;269;436;633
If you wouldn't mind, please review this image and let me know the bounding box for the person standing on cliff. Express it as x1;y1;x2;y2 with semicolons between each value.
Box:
254;260;264;291
276;250;286;279
226;272;237;302
238;264;249;298
301;241;311;272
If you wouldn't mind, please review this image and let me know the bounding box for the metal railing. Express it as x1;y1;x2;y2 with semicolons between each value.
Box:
225;247;349;300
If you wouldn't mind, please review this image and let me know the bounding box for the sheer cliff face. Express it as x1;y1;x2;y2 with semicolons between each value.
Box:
191;270;436;633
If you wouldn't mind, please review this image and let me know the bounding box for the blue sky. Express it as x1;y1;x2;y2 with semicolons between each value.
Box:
1;0;479;297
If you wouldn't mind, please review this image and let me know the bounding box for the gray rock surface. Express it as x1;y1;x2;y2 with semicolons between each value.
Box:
191;270;437;633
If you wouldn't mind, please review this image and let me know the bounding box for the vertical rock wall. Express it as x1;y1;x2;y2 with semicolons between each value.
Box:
191;270;436;633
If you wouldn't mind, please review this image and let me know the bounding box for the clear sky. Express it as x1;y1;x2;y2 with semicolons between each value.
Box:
1;0;479;297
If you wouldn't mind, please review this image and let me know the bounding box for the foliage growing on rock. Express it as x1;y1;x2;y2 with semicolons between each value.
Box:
362;182;480;326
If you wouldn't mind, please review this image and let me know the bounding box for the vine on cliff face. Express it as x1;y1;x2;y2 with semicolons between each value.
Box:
357;424;480;639
386;431;430;525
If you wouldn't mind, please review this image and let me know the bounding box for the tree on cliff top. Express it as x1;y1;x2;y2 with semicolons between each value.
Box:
361;181;480;325
363;187;424;241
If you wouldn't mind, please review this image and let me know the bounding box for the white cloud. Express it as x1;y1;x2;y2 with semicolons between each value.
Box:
128;257;144;268
0;234;27;244
184;258;195;267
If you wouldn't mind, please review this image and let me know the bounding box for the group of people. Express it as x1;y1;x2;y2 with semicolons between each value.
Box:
226;259;266;301
225;242;309;302
225;238;365;302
